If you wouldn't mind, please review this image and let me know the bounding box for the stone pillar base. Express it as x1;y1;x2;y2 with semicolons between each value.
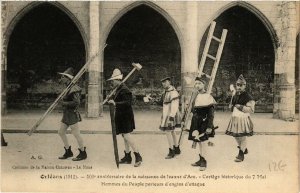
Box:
181;71;198;95
87;84;100;118
273;83;296;120
1;69;7;115
1;98;7;115
181;71;198;110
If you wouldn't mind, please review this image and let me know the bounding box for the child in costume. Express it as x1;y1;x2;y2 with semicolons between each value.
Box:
226;74;255;162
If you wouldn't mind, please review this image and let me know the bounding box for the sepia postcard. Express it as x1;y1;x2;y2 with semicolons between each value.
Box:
1;1;299;193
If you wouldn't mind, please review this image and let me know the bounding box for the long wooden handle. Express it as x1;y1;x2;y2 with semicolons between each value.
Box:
27;50;104;136
103;63;141;105
229;95;234;109
109;104;119;168
178;88;198;145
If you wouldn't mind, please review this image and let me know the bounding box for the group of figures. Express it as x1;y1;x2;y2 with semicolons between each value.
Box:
155;73;255;171
1;67;255;171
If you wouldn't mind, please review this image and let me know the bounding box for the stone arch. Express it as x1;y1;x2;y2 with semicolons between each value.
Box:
102;1;184;60
198;3;277;112
3;2;88;111
204;1;279;55
3;1;88;59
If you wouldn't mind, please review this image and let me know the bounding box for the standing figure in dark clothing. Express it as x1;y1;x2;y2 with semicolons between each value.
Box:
188;75;216;171
57;67;87;161
107;68;142;167
226;74;255;162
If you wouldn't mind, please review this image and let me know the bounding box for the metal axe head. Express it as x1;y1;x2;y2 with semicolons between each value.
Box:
132;63;142;71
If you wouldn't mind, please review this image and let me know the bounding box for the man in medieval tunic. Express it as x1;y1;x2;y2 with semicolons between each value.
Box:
58;67;87;161
226;74;255;162
188;75;216;171
159;77;181;159
107;68;142;167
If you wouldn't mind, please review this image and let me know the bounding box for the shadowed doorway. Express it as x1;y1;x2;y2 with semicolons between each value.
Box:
199;6;275;112
104;5;181;106
7;3;86;110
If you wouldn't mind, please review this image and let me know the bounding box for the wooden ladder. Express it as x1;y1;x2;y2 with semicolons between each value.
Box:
198;21;228;93
178;21;227;145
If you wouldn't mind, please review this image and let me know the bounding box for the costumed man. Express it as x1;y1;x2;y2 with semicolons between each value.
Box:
159;77;181;159
225;74;255;162
188;75;216;171
107;68;142;167
58;67;87;161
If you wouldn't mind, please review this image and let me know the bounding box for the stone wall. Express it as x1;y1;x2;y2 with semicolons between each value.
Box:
2;1;299;118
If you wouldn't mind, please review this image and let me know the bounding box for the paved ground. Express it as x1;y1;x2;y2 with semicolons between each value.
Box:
1;110;299;193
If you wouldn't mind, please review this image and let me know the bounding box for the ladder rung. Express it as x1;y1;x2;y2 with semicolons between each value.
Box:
212;36;221;43
201;73;211;79
207;54;216;61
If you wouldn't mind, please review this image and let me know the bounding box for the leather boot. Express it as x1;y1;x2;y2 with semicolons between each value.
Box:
59;146;73;159
1;133;7;146
199;156;207;171
165;148;175;159
119;151;132;164
134;152;142;167
72;147;87;161
174;145;181;155
237;146;248;154
235;149;244;162
191;154;202;166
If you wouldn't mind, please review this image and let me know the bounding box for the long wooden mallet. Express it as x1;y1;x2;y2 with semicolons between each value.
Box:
102;63;142;105
27;45;107;136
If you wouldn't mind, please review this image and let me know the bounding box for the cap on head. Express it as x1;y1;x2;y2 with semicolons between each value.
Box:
236;74;246;85
58;67;74;80
195;74;208;85
107;68;123;81
160;76;171;82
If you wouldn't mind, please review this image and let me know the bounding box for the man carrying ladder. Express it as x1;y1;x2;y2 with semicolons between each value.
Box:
179;21;227;171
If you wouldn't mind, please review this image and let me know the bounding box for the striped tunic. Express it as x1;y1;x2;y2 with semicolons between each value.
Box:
159;86;181;131
226;91;255;137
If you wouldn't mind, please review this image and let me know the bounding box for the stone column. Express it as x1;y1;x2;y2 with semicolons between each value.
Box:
87;1;101;117
181;1;199;96
1;2;8;115
274;2;297;120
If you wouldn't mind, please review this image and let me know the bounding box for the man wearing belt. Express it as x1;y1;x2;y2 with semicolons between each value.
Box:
226;74;255;162
188;75;216;171
57;67;87;161
159;77;181;159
